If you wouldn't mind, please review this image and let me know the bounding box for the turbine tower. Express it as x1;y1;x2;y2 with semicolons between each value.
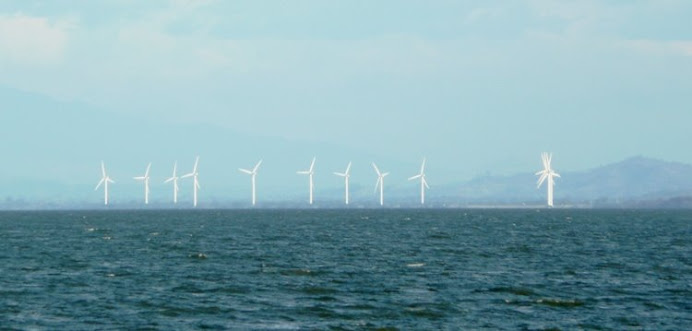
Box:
181;156;200;207
535;152;560;207
239;160;263;206
372;162;389;206
95;161;115;205
133;162;152;204
297;157;316;204
408;158;429;205
164;161;180;204
333;161;352;205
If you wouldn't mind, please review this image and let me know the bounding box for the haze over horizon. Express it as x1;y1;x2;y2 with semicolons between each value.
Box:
1;1;691;204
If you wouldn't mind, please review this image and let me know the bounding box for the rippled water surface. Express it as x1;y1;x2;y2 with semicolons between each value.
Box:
0;209;690;329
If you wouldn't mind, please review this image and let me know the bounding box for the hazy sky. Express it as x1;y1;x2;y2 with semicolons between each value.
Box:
1;0;691;179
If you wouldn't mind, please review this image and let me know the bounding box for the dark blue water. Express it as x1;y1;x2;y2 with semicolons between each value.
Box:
0;209;690;329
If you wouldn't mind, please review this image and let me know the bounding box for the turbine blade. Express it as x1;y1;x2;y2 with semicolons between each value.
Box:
423;178;430;189
542;153;549;170
309;157;316;172
334;172;346;176
537;173;548;188
382;172;389;177
134;176;144;180
253;160;263;172
95;178;104;190
239;168;253;174
345;162;352;175
145;163;151;177
193;156;199;173
172;162;177;176
553;172;561;178
420;158;426;173
408;174;421;181
372;163;380;176
196;180;201;190
108;178;115;184
164;176;174;184
374;178;381;192
297;171;309;175
181;173;193;179
101;161;106;177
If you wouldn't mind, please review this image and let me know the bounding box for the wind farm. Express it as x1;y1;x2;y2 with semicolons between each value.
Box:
3;2;690;330
87;155;573;208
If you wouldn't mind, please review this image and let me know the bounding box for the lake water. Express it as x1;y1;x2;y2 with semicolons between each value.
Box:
0;209;690;329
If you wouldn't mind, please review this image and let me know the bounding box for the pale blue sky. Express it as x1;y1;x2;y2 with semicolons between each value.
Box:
1;0;691;182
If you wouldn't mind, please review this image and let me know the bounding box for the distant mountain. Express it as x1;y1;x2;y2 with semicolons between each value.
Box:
561;156;692;201
437;156;692;207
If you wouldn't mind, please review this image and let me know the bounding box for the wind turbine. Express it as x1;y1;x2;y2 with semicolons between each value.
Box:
297;157;316;204
95;161;115;205
372;162;389;206
333;161;352;205
164;161;180;204
535;152;561;207
181;156;200;207
133;162;152;204
408;158;429;205
239;160;263;206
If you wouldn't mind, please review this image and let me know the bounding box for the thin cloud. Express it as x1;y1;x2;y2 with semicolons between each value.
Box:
0;13;74;66
620;39;692;57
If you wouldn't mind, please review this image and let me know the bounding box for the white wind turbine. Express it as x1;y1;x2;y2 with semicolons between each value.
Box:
181;156;200;207
408;158;429;205
239;160;263;206
297;157;316;204
372;163;389;206
164;161;180;204
133;162;152;205
95;161;115;205
535;152;560;207
333;161;352;205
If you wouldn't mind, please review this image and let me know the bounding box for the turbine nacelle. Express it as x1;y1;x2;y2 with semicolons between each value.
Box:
333;161;352;178
297;157;316;175
239;159;263;176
